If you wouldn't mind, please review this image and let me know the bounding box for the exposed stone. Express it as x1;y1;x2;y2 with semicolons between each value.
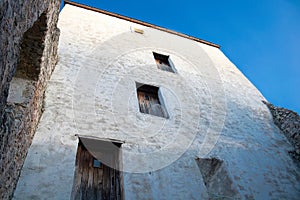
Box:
263;101;300;163
0;0;61;199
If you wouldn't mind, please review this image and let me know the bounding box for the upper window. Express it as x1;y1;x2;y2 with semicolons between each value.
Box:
136;83;168;118
153;52;175;73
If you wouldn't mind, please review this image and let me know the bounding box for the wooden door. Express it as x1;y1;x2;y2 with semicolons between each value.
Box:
71;140;122;200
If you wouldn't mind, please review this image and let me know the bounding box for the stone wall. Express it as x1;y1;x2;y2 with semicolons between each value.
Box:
263;101;300;162
0;0;61;199
14;4;300;199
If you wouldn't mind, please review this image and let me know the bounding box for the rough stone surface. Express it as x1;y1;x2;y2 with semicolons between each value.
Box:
263;101;300;162
14;4;300;200
0;0;61;199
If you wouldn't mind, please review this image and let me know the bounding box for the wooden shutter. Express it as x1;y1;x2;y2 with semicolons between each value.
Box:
137;85;166;118
153;52;174;73
155;59;173;72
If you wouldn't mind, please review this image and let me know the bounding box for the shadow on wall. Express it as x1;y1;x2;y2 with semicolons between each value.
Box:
196;157;241;199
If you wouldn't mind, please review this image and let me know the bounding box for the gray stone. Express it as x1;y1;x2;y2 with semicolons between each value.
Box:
263;100;300;163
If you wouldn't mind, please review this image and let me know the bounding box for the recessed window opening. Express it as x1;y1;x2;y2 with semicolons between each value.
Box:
136;82;168;118
153;52;175;73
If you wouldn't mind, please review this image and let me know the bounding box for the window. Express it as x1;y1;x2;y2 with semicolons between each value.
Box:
153;52;175;73
136;82;168;118
93;159;102;168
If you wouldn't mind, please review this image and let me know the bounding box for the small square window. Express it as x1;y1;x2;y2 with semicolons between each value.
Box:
93;159;102;168
136;82;168;118
153;52;175;73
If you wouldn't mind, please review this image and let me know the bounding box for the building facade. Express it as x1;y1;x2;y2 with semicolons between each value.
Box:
3;1;299;199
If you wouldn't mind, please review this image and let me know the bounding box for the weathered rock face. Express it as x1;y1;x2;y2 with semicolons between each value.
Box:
0;0;61;199
263;101;300;163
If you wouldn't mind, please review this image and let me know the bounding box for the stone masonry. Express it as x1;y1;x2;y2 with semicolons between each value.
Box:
0;0;61;199
263;101;300;162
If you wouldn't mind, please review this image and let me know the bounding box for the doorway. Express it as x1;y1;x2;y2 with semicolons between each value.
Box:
71;137;123;200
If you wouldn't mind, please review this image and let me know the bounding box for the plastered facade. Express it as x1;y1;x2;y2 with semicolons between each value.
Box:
14;4;300;199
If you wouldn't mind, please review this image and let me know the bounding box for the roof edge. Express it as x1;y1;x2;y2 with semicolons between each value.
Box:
63;0;220;48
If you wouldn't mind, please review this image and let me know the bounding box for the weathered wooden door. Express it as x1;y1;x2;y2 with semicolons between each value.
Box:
71;139;122;200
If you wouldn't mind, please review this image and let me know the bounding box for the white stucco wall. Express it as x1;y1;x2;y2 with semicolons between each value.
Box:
14;4;299;200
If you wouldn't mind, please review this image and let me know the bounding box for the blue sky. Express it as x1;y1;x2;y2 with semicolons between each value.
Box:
62;0;300;113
